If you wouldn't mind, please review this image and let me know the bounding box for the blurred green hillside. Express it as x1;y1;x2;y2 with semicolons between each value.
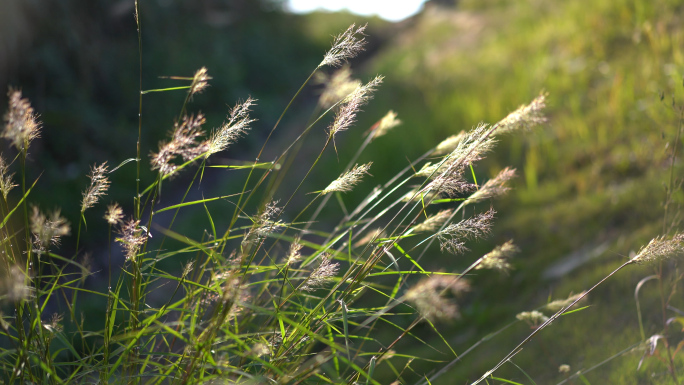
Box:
350;0;684;383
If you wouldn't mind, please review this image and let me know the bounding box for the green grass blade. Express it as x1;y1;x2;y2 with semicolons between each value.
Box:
141;86;192;94
0;175;39;229
154;193;242;214
490;376;525;385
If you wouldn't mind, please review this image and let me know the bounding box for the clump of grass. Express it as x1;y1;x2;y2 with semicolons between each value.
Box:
0;9;678;385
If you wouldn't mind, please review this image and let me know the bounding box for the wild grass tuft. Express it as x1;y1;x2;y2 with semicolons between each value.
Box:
0;9;680;385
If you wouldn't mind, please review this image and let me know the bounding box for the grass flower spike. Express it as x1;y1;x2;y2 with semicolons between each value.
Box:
0;154;16;200
116;218;147;262
412;209;453;233
244;201;285;251
465;167;517;205
151;114;209;176
327;92;359;138
433;131;466;155
286;237;303;267
516;310;549;327
438;209;495;254
302;253;339;291
104;202;124;225
208;97;256;155
543;291;588;312
317;66;361;108
2;266;32;303
496;92;547;134
320;23;367;68
631;232;684;264
81;162;110;213
425;171;476;198
405;275;470;322
253;201;284;237
322;162;372;194
417;123;496;180
370;110;401;140
3;89;41;153
328;76;383;140
189;67;211;98
30;207;70;255
475;240;519;272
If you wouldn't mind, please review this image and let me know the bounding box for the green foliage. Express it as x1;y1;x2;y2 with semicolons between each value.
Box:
1;1;683;384
358;0;684;383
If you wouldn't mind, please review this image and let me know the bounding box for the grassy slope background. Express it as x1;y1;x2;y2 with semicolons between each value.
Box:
339;0;684;383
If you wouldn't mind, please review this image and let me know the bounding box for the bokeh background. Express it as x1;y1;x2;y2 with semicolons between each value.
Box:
2;0;684;383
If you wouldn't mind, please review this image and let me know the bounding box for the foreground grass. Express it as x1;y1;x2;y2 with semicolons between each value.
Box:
1;1;683;383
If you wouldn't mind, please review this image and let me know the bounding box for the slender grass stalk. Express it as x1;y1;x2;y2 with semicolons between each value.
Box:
134;0;143;221
470;260;635;385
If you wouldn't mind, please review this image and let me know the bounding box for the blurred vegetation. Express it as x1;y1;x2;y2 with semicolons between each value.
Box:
355;0;684;383
1;0;391;254
2;0;684;383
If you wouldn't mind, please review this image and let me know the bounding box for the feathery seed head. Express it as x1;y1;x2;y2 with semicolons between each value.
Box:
465;167;516;205
316;66;361;108
286;236;303;267
182;261;194;278
104;202;124;225
43;313;64;335
244;201;285;245
447;123;498;168
418;124;496;183
424;171;476;199
413;209;453;233
438;209;495;254
327;76;382;139
370;110;401;140
496;93;547;134
631;233;684;264
516;310;549;327
81;162;110;213
433;131;466;156
405;275;470;322
320;23;367;68
31;207;70;255
475;240;519;272
3;266;32;303
220;275;249;320
342;75;383;105
0;154;16;200
256;201;284;237
328;96;361;139
415;162;439;178
302;253;339;291
189;67;211;98
208;97;256;155
248;343;271;358
3;88;41;153
151;114;209;176
544;291;588;313
322;162;372;194
116;218;147;262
